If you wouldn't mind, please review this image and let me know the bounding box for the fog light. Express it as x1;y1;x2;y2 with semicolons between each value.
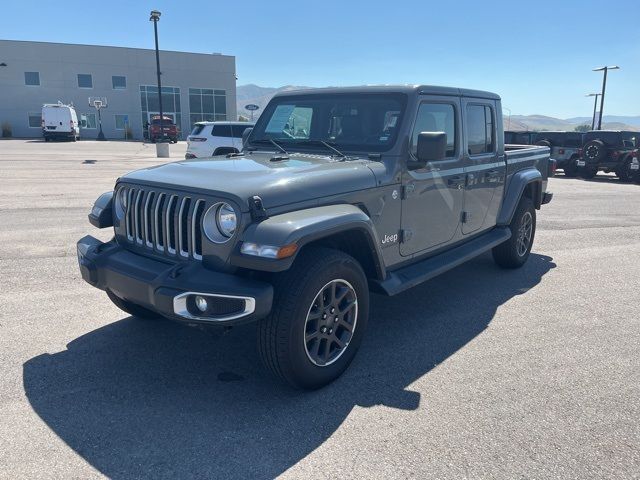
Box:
194;296;208;312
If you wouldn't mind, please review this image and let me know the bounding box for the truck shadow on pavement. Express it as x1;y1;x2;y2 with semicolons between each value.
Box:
23;252;554;479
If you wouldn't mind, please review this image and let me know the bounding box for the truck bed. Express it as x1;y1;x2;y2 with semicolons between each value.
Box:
505;144;550;178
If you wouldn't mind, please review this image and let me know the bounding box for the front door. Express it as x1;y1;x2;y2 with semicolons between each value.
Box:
400;98;464;256
461;100;504;235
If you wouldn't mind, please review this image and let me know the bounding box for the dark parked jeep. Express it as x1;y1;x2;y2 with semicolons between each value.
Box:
577;130;638;181
534;131;584;177
504;130;537;145
78;85;553;389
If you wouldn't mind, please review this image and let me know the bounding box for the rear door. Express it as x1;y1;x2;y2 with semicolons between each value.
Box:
400;96;464;256
210;124;234;152
461;100;504;235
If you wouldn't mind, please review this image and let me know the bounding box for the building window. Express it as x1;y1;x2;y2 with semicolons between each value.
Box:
77;74;93;89
28;113;41;128
24;72;40;86
115;114;130;130
140;85;182;139
80;113;97;129
112;76;127;90
188;88;227;127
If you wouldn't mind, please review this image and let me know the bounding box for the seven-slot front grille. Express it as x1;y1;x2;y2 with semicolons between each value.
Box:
120;186;207;260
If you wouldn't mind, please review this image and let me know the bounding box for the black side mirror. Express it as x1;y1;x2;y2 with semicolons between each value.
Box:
242;127;253;148
410;132;447;169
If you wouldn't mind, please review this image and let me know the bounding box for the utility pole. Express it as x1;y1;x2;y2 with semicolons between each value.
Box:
150;10;164;141
592;66;620;130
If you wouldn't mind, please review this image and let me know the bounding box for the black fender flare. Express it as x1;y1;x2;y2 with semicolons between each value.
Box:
230;204;386;278
497;168;542;226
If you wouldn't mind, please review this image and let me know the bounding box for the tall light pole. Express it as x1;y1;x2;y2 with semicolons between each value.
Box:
593;65;619;130
585;93;601;130
150;10;165;142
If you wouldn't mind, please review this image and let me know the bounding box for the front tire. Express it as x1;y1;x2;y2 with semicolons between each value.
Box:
493;197;536;269
106;290;158;319
257;247;369;390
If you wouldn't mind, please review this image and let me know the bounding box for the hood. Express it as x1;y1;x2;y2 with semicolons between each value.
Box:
120;152;379;211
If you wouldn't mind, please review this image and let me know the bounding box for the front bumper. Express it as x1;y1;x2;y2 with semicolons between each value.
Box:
77;235;273;325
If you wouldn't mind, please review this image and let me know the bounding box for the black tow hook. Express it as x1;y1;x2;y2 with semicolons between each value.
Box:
169;264;187;279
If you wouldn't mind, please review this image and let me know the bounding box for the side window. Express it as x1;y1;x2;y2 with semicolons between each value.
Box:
410;103;456;158
466;104;495;155
211;125;232;137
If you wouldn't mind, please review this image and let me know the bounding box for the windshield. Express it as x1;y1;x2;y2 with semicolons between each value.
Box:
249;93;407;153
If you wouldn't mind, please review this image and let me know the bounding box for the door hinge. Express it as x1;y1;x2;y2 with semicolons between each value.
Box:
402;184;415;199
461;211;469;223
400;229;413;243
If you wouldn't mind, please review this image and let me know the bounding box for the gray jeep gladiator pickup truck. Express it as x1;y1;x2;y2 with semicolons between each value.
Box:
77;85;553;389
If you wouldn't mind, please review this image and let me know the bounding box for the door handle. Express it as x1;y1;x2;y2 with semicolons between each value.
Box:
447;176;465;189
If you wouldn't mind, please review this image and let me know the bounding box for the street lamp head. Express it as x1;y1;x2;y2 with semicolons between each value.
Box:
149;10;161;21
585;93;600;97
593;65;620;71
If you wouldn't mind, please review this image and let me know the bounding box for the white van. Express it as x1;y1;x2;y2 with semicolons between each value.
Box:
185;121;254;159
42;103;79;141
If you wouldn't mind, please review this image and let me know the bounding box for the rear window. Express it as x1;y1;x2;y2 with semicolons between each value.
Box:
151;118;174;126
191;124;206;135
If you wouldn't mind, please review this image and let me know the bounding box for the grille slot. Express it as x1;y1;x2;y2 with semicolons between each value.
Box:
121;186;208;260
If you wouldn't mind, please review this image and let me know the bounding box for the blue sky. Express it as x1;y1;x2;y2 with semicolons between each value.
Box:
2;0;638;118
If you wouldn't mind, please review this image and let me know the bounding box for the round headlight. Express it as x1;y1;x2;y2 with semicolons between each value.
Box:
115;187;128;218
217;203;237;237
203;202;237;243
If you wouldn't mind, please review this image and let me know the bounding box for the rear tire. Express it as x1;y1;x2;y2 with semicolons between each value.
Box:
106;290;158;319
616;155;634;182
563;158;578;177
493;197;536;269
257;247;369;390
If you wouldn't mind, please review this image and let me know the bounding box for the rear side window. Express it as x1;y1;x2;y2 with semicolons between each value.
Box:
211;125;233;137
191;124;205;135
410;103;457;158
232;124;251;138
466;104;495;155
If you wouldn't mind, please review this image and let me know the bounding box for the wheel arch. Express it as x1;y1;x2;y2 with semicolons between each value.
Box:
213;146;239;156
497;168;542;226
231;204;386;280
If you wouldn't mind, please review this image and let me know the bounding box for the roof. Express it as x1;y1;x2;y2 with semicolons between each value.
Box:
194;121;255;126
273;84;501;100
0;38;233;59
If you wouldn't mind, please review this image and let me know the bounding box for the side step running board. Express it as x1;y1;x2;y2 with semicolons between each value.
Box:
371;227;511;296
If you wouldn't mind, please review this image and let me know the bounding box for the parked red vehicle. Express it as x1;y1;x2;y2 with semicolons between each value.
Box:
148;116;179;143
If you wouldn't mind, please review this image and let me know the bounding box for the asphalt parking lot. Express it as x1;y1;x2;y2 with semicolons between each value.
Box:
0;139;638;479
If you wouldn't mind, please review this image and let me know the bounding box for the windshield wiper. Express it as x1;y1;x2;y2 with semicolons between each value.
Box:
251;138;288;154
295;139;348;159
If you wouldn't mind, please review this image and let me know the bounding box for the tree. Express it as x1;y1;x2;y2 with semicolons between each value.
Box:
574;124;591;132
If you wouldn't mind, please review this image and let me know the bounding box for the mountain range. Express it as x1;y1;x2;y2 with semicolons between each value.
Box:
237;84;640;131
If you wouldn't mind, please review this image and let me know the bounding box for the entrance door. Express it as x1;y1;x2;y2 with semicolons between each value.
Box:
400;98;464;256
461;100;504;235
